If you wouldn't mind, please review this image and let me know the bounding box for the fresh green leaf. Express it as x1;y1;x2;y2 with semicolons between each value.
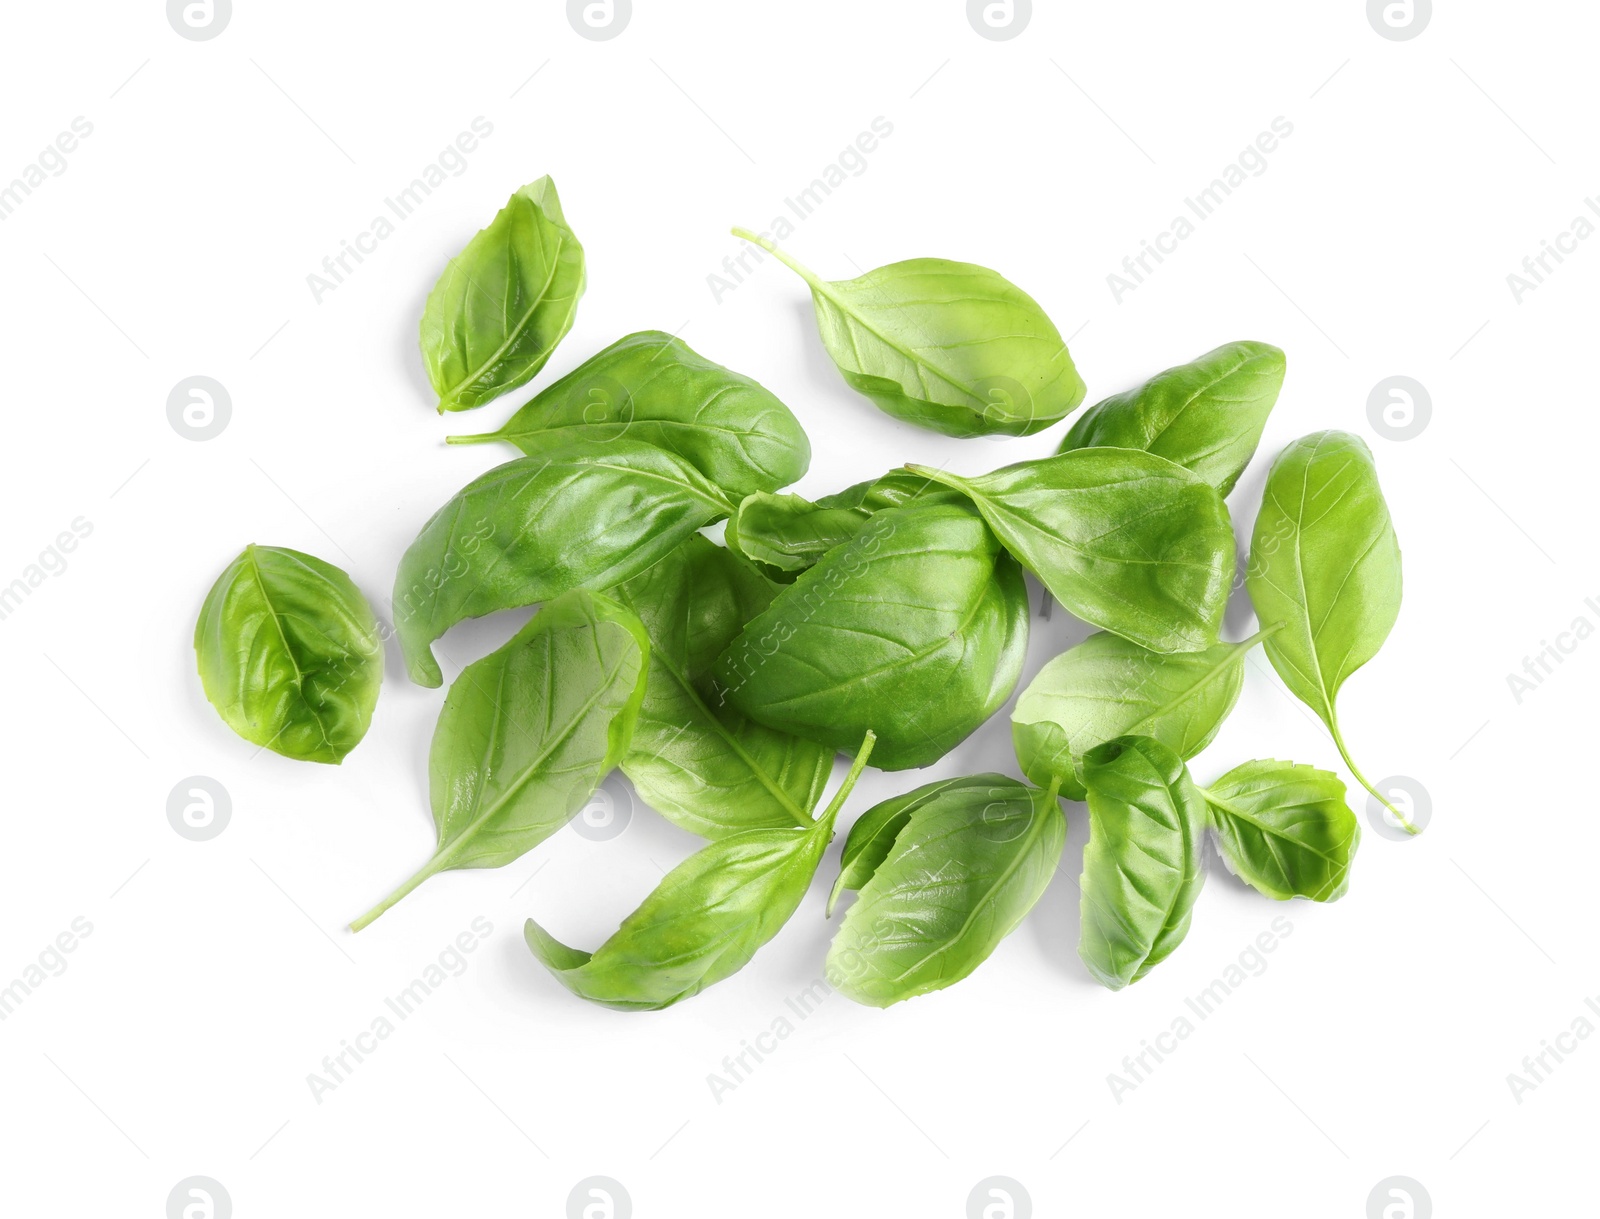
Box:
1059;341;1285;494
732;228;1085;438
393;440;735;687
525;733;875;1010
914;449;1236;653
1078;736;1208;989
194;544;382;764
1011;625;1280;800
1245;431;1411;830
712;501;1029;770
447;330;810;498
421;176;585;413
609;536;833;838
1202;760;1358;901
351;590;650;931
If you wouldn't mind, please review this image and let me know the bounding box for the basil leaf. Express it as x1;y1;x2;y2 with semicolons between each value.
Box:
393;440;735;687
1079;736;1208;990
1203;760;1358;902
1059;341;1285;495
1011;625;1279;800
733;228;1085;438
712;501;1029;771
1245;432;1412;831
827;773;1008;914
351;590;649;931
915;449;1236;653
609;536;833;838
193;544;382;764
826;776;1064;1007
421;176;585;413
525;733;874;1010
447;331;810;499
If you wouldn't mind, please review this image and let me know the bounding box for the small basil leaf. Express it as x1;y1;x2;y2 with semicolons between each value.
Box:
1011;625;1279;800
915;449;1236;653
1245;432;1412;830
1059;342;1285;495
826;777;1065;1006
421;176;585;413
351;590;649;931
393;440;735;687
827;773;1010;914
712;501;1029;771
193;544;382;764
609;536;832;838
1079;736;1208;990
525;733;874;1010
724;491;878;582
1202;760;1359;902
447;331;810;499
734;228;1085;438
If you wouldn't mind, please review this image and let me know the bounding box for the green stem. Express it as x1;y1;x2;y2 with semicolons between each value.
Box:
444;432;496;446
814;731;876;838
1330;718;1418;835
1241;620;1286;649
348;854;448;932
731;226;825;289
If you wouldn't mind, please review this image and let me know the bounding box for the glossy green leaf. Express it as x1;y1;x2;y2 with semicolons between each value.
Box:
447;330;810;498
914;449;1236;653
421;176;585;413
393;440;735;687
712;501;1029;770
733;228;1085;438
609;536;833;838
194;544;381;764
1203;760;1358;902
1011;625;1279;800
1059;341;1285;494
827;776;1065;1006
1245;432;1411;830
525;733;874;1010
1078;736;1208;990
351;591;649;930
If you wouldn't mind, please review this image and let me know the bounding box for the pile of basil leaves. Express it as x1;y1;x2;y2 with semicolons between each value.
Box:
194;176;1411;1011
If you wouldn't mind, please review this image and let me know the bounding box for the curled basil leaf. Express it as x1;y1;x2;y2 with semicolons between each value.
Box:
525;733;874;1010
1059;341;1285;495
915;449;1236;653
1011;625;1280;800
1245;432;1411;831
393;440;735;687
712;501;1029;771
422;176;585;413
732;228;1085;438
827;776;1064;1006
447;331;810;499
193;544;382;764
351;590;649;931
1203;760;1358;902
1079;736;1208;990
610;536;833;839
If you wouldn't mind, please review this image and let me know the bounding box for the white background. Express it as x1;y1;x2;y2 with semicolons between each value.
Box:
0;1;1592;1215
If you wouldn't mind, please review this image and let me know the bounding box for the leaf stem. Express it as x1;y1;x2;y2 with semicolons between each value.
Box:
731;226;825;290
814;731;876;838
348;855;446;933
1329;719;1418;835
1241;620;1286;649
443;432;495;446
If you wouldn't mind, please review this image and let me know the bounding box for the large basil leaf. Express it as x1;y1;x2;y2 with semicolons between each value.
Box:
609;536;833;839
826;777;1065;1007
447;331;810;498
421;176;585;413
393;440;735;687
194;544;382;764
733;228;1085;438
350;591;649;931
1059;341;1285;495
525;734;874;1010
1245;432;1412;830
711;501;1029;771
1203;760;1358;902
1079;736;1208;990
1011;625;1279;800
915;449;1236;653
